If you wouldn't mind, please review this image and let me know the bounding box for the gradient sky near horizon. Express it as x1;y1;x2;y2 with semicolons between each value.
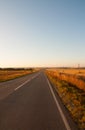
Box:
0;0;85;67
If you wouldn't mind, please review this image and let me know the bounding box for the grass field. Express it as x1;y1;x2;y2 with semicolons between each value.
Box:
0;68;37;82
48;68;85;91
46;68;85;129
53;68;85;76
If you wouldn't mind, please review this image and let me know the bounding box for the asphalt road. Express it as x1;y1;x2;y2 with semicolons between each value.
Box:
0;71;78;130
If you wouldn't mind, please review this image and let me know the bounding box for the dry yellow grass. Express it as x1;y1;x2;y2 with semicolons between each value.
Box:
47;68;85;91
52;68;85;76
0;69;35;82
46;69;85;129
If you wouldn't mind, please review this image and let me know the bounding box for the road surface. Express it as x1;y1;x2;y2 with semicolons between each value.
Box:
0;71;78;130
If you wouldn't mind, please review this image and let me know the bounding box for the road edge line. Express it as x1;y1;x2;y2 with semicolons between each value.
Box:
46;76;71;130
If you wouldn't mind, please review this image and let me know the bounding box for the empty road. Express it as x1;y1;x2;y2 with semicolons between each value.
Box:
0;71;78;130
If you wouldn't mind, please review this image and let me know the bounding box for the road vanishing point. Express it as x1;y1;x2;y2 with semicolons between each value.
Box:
0;71;78;130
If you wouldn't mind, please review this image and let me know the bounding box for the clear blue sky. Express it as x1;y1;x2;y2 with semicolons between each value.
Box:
0;0;85;67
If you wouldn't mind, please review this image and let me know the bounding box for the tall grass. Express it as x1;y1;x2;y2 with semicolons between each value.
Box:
46;69;85;129
0;69;35;82
48;69;85;91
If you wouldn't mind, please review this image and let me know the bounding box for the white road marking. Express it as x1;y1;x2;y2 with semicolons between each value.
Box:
14;73;40;91
46;77;71;130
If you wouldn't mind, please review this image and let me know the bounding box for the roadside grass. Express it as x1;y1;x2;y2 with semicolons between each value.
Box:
0;69;36;82
48;69;85;91
46;70;85;129
54;68;85;76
